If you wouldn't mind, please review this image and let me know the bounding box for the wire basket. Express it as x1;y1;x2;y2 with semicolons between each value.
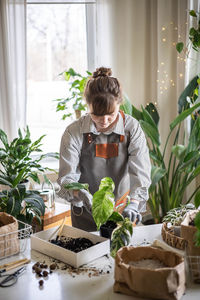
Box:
186;255;200;284
0;220;32;259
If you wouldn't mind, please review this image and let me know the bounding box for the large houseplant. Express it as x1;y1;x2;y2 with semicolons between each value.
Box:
121;97;200;223
0;126;58;188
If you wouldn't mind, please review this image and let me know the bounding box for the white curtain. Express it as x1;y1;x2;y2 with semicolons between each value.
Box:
96;0;187;146
0;0;26;141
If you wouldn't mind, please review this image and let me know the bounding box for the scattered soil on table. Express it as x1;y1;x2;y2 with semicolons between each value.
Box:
32;255;112;288
129;258;167;269
50;236;95;252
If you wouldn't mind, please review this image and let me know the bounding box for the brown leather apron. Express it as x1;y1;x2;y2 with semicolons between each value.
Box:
71;111;130;231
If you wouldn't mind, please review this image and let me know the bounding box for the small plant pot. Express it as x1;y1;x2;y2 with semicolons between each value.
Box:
100;221;117;239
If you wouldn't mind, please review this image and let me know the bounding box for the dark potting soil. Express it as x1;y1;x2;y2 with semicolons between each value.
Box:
102;221;117;230
50;237;95;253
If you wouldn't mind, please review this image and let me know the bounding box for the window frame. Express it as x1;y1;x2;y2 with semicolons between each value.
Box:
25;0;96;168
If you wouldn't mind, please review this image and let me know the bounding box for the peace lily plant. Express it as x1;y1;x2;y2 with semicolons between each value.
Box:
0;126;58;188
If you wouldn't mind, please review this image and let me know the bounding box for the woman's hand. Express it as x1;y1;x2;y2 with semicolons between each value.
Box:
122;200;142;224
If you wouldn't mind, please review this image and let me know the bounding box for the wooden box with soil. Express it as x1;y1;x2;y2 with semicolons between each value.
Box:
114;246;185;300
181;210;200;283
31;225;110;268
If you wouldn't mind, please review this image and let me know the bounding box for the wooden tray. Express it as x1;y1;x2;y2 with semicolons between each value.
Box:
161;222;186;250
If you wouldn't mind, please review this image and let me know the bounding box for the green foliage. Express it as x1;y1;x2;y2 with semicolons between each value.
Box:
162;203;195;226
65;177;133;257
110;218;133;258
0;184;45;224
0;126;59;188
121;96;200;223
92;177;133;257
54;68;92;120
65;182;89;191
176;10;200;120
92;177;115;230
176;10;200;53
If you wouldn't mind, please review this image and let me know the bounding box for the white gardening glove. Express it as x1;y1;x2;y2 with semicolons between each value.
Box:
71;189;92;212
122;202;142;224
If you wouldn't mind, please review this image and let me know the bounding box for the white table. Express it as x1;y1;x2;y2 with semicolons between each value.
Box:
0;224;200;300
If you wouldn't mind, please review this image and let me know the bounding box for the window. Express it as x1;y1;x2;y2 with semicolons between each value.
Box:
26;0;96;156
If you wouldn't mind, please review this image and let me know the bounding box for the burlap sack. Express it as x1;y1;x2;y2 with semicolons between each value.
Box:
0;212;20;258
114;246;185;300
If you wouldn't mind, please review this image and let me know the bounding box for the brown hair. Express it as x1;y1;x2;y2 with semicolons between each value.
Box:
84;67;123;116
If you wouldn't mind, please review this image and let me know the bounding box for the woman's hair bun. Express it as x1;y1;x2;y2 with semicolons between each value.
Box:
92;67;112;78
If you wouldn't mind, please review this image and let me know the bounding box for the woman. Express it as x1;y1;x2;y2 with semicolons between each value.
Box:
57;67;151;231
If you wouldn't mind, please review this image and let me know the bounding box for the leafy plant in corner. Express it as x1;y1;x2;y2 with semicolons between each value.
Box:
54;68;92;120
65;177;133;258
0;126;59;188
162;203;195;226
121;96;200;224
0;184;45;225
176;10;200;121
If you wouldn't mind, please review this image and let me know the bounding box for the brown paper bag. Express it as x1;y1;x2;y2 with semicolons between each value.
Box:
113;246;185;300
0;212;20;258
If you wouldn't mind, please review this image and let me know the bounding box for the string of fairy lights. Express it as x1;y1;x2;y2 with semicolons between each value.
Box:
146;20;188;110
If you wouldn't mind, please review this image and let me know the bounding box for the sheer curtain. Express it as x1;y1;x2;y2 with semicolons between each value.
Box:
96;0;187;146
0;0;26;141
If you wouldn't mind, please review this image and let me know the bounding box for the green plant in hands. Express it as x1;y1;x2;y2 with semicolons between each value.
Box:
121;96;200;223
65;177;133;258
0;184;45;224
54;68;92;120
0;126;59;188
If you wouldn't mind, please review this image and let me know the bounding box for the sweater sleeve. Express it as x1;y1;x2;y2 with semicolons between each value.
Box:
57;123;82;200
128;119;151;212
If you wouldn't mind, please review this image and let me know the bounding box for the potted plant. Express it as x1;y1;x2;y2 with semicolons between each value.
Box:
54;68;92;120
0;184;45;225
121;96;200;224
65;177;133;258
0;126;59;189
162;203;195;235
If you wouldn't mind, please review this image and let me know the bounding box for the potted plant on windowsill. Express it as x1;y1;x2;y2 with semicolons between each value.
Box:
65;177;133;258
0;126;59;190
54;68;92;120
